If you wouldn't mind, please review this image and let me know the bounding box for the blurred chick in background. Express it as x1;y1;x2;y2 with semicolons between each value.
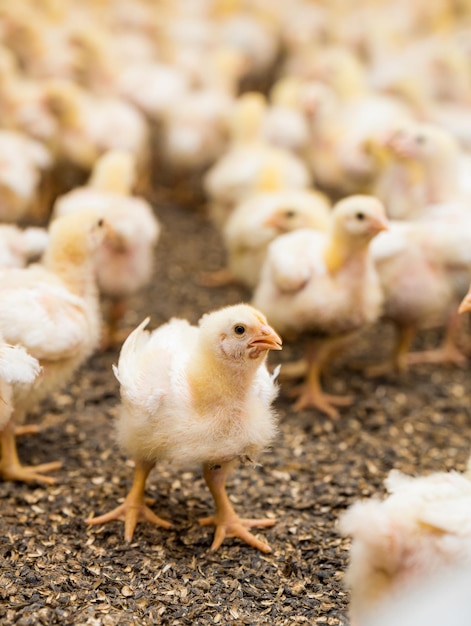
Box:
52;150;161;348
87;304;281;553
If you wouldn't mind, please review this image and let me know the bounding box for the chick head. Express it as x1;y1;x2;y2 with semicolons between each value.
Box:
386;123;459;164
199;303;282;364
263;192;330;234
332;195;388;244
47;209;108;265
43;79;81;125
269;77;302;108
230;92;267;142
89;150;136;195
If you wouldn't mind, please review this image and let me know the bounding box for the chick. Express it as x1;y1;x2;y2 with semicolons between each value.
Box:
203;92;311;229
209;186;331;289
0;130;53;224
372;122;466;220
53;150;161;347
87;304;282;553
0;210;106;483
365;213;471;374
0;225;49;268
253;195;387;417
340;465;471;626
0;337;41;433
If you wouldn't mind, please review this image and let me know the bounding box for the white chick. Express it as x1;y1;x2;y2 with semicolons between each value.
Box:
340;466;471;626
215;187;331;289
372;122;468;220
52;150;161;347
253;195;387;418
87;304;282;553
367;212;471;374
0;130;52;224
203;92;311;229
0;225;49;268
0;338;41;433
0;210;106;483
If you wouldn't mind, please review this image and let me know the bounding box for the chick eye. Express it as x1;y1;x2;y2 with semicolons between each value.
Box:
284;209;296;219
234;324;246;335
355;212;365;220
416;135;426;144
97;218;104;227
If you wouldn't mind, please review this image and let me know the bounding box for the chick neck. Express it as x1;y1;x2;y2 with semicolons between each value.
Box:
42;231;98;301
324;224;372;274
187;339;265;415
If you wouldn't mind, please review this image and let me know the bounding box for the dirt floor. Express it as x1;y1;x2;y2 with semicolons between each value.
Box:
1;195;470;626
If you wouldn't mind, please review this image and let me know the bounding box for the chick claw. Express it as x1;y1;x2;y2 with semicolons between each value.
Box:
0;460;62;485
87;500;172;543
199;514;276;553
290;384;353;418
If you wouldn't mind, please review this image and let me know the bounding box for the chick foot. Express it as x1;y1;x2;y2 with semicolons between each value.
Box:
201;462;275;553
290;384;353;418
0;459;62;485
197;267;236;288
406;345;467;367
1;422;61;484
199;513;275;553
86;461;172;542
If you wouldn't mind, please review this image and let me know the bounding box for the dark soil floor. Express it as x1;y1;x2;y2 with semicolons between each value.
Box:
1;194;470;626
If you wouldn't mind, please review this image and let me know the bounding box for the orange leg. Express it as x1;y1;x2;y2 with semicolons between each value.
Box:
87;460;172;542
199;461;275;553
364;324;416;377
290;337;353;418
0;418;61;485
100;297;128;351
407;310;467;367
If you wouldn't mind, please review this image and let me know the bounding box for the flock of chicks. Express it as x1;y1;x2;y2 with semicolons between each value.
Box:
2;0;471;623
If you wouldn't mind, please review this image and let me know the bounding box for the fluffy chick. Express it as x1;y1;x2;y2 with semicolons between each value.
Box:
87;304;282;553
366;212;471;374
253;195;387;417
0;337;41;433
340;466;471;626
0;210;106;483
211;187;331;290
0;225;49;268
52;150;161;347
203;92;311;229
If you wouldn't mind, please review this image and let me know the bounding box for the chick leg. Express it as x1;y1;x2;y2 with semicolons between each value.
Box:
407;310;467;367
101;297;128;351
199;461;275;553
290;338;353;418
0;419;61;485
197;267;237;288
364;323;416;377
86;460;172;542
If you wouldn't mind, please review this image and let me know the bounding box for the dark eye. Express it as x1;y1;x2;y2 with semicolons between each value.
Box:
355;212;365;220
97;218;104;227
234;324;246;335
416;135;426;144
284;209;296;219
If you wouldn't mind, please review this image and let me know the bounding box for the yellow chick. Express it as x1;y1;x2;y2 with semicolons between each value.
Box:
340;465;471;626
52;150;161;347
43;79;150;187
0;210;107;483
203;92;311;229
253;195;388;418
87;304;282;553
215;187;331;289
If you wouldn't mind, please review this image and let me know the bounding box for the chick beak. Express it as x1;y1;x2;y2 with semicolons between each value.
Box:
249;324;283;352
263;214;284;231
458;292;471;314
371;215;389;233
